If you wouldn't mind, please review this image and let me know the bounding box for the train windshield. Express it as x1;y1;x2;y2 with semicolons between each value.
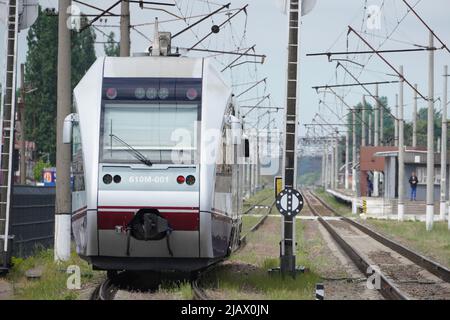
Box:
100;78;201;164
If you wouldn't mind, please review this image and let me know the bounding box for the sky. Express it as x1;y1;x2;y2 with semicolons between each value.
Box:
1;0;449;143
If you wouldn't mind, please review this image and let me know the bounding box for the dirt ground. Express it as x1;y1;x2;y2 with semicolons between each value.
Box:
0;279;12;300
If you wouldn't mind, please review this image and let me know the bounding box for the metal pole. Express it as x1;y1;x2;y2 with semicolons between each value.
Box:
441;65;448;220
335;137;339;188
413;84;418;147
1;0;19;268
331;142;335;189
380;97;384;146
55;0;72;261
321;145;326;187
361;97;366;146
368;112;372;146
374;85;379;146
279;0;300;274
324;144;328;188
120;0;130;57
373;84;380;196
398;66;405;221
352;109;357;193
19;64;26;185
426;31;435;231
345;130;349;189
395;94;399;147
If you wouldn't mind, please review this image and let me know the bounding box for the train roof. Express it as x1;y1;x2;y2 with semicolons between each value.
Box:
103;56;204;79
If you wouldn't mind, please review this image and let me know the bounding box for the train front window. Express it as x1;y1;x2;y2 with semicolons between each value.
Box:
101;103;199;164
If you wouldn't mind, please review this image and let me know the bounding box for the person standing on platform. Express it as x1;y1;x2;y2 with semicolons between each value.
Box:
409;172;418;201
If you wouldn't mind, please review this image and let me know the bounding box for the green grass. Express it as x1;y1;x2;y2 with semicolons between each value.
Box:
154;280;193;300
210;265;320;300
7;247;102;300
242;188;275;213
209;217;321;300
314;188;352;216
363;219;450;268
241;215;263;235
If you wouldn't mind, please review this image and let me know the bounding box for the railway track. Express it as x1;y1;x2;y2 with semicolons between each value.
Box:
303;189;450;300
191;201;276;300
91;200;275;300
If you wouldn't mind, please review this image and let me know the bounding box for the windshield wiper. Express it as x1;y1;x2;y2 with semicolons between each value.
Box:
109;134;153;167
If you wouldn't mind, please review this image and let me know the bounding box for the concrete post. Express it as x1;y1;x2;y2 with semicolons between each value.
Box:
398;66;405;221
361;97;366;147
441;65;448;220
395;94;399;147
120;0;130;57
426;31;435;231
55;0;72;261
373;85;380;196
413;84;418;147
345;130;349;189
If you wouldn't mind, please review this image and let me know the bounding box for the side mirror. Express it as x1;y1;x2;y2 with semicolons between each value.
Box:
244;139;250;158
63;113;78;144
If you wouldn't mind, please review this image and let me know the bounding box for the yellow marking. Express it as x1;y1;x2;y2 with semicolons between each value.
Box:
275;176;283;197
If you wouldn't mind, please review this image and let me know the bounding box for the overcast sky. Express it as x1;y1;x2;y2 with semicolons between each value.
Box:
1;0;449;138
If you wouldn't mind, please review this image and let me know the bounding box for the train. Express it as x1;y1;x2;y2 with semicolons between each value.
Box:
63;50;250;274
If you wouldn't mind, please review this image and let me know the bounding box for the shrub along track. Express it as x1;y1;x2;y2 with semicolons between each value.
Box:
303;189;450;300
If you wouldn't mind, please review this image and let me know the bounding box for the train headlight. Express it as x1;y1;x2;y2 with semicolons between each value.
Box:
103;174;113;184
135;87;146;99
113;175;122;183
159;87;169;99
146;87;158;99
176;175;185;184
106;88;117;100
186;175;196;185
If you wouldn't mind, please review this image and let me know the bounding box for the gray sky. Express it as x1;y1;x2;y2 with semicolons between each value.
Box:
1;0;449;137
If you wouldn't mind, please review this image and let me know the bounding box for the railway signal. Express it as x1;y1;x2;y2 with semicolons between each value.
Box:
272;0;316;277
276;188;304;217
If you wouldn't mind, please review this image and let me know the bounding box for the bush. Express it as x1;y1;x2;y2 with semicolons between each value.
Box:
33;159;51;182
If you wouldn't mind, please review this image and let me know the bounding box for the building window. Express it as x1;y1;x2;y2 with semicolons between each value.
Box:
416;167;440;185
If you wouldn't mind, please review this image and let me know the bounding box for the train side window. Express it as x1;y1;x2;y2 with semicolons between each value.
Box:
244;139;250;158
72;121;85;192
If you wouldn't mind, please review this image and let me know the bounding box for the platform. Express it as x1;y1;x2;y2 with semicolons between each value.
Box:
326;188;448;222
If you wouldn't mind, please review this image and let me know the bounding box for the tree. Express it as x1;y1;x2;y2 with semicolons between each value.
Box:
24;7;97;164
104;31;120;57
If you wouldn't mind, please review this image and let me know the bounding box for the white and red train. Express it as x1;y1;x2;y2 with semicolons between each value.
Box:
65;54;249;273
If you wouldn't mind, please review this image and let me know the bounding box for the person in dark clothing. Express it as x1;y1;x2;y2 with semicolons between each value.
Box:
367;175;373;197
409;172;418;201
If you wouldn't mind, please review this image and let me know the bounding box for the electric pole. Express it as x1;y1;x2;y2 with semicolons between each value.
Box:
0;0;19;270
380;96;384;146
55;0;72;261
345;130;349;189
361;97;366;147
120;0;131;57
398;66;405;221
395;94;399;147
373;84;380;197
413;84;418;147
441;65;448;221
321;145;326;187
19;64;26;185
368;112;372;146
334;137;338;188
352;108;357;201
426;31;435;231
